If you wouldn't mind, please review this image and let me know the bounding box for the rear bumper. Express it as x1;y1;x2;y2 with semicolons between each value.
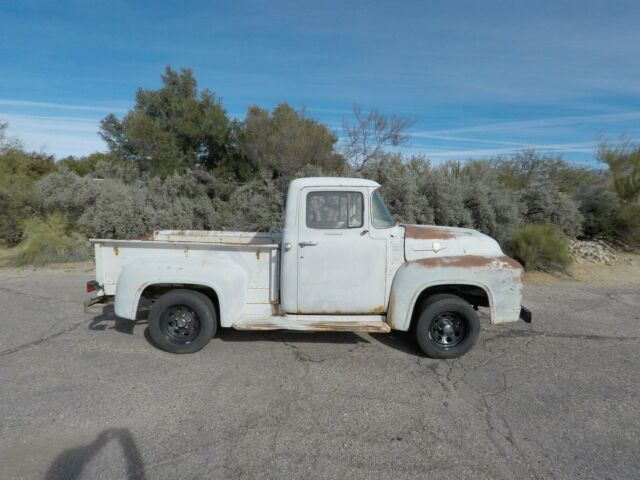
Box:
519;305;532;323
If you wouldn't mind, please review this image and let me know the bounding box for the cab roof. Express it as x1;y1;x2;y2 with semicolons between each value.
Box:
289;177;380;189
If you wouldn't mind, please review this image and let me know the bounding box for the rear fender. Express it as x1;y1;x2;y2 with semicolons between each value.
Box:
114;256;247;326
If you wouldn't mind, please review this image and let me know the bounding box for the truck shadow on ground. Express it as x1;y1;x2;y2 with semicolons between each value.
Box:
217;329;426;357
88;305;148;335
368;331;425;357
44;428;146;480
87;309;427;356
216;328;369;345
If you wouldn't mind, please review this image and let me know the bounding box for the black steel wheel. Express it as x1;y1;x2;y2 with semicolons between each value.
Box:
161;305;201;344
416;294;480;359
149;289;216;354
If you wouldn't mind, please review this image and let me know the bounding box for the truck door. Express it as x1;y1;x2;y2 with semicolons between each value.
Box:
296;187;387;314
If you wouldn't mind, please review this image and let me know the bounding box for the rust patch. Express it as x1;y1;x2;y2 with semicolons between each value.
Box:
403;224;460;240
369;304;386;314
415;255;494;268
235;321;389;333
113;246;119;256
415;255;523;271
498;255;524;271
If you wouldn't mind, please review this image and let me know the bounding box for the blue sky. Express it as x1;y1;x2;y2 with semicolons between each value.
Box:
1;0;639;164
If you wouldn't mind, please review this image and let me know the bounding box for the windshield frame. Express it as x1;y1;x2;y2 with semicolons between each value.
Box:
370;189;397;229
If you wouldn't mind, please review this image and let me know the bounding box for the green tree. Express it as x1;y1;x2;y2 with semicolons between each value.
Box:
240;103;345;178
99;66;237;176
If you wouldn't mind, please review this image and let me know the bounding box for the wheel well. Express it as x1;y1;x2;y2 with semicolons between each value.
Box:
139;284;220;322
409;284;490;330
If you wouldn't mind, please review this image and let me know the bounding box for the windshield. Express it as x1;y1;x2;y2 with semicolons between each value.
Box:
371;190;396;228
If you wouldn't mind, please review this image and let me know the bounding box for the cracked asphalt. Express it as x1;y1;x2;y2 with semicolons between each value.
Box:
0;265;639;479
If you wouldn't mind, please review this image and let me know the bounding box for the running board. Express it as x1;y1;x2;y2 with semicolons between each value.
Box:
233;315;391;333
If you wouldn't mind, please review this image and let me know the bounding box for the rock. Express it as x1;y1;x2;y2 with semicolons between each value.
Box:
569;239;618;265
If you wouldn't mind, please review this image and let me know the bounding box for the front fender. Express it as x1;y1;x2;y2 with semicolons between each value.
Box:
387;255;524;330
114;256;247;326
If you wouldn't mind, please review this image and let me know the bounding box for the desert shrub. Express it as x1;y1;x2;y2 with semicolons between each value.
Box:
223;179;283;231
90;157;141;183
0;148;57;244
146;175;220;231
598;141;640;203
0;191;24;244
613;204;640;247
519;182;583;237
361;155;433;224
57;153;106;176
509;223;570;271
38;170;98;221
418;169;473;227
496;151;596;194
460;180;521;245
575;185;620;239
3;213;90;266
412;161;521;244
77;180;155;238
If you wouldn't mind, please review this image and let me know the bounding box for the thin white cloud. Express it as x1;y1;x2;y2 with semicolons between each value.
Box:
0;99;127;114
414;111;640;136
402;141;603;160
2;113;105;157
410;133;530;148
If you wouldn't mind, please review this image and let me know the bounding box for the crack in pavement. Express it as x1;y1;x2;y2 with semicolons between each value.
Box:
484;328;637;346
0;320;86;357
0;286;79;306
269;332;369;363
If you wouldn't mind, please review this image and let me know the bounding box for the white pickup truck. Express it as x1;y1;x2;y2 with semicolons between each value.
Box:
86;177;530;358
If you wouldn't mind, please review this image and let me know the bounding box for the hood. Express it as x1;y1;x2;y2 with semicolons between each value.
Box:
402;224;503;261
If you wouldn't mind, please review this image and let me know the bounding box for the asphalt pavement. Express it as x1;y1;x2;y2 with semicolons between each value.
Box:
0;267;638;479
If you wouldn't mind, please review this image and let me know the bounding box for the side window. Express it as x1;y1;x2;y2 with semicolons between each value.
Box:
306;191;363;229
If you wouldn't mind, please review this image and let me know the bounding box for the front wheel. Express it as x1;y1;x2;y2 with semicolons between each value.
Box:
148;289;216;354
415;294;480;359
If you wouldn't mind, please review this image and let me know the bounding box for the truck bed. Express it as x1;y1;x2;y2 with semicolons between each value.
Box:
91;230;282;307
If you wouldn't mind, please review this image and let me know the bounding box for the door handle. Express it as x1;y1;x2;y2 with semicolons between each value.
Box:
298;241;319;247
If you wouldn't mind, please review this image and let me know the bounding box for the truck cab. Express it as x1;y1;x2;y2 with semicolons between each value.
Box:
86;177;530;358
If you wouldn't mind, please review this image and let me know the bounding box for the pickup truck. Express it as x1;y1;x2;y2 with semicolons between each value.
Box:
85;177;531;358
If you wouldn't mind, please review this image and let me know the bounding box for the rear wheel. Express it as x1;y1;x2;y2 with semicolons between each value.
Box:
148;289;216;354
415;294;480;359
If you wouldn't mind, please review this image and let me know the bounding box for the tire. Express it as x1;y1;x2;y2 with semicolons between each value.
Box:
415;294;480;359
148;289;217;354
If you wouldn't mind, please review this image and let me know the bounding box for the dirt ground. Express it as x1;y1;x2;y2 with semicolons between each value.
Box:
0;255;638;479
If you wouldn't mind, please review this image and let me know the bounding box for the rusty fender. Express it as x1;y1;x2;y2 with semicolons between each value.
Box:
386;255;524;330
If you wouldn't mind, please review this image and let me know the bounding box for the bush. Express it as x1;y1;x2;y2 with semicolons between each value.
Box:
614;204;640;248
0;191;23;244
519;182;583;237
222;179;283;231
77;180;155;239
575;185;620;239
361;155;433;224
509;224;570;271
2;213;90;266
38;170;98;221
